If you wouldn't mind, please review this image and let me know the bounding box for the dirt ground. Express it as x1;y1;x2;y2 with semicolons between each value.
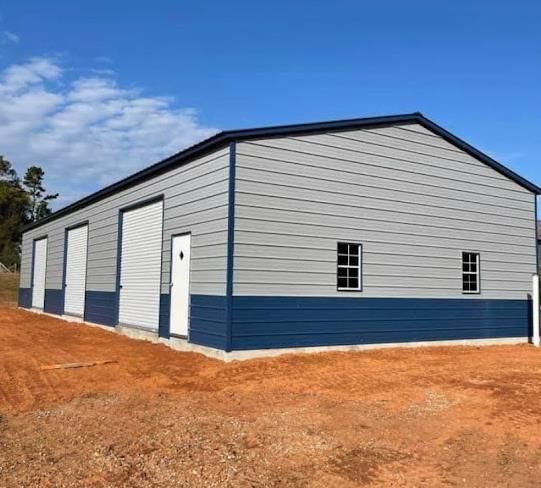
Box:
1;307;541;487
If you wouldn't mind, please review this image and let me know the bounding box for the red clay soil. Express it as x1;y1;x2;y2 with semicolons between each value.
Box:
1;306;541;487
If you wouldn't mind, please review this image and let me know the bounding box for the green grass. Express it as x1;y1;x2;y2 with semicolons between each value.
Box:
0;274;19;306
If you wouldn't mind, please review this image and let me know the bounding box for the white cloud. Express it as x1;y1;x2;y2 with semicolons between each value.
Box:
0;31;20;45
0;57;217;205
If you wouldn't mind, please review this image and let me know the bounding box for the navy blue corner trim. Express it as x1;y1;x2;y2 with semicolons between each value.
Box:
23;112;540;234
159;293;170;338
18;288;32;308
225;142;236;352
533;195;539;273
230;296;532;350
85;291;117;326
44;289;64;315
190;295;227;349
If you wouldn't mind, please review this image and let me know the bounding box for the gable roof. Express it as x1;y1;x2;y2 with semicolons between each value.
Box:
24;112;540;232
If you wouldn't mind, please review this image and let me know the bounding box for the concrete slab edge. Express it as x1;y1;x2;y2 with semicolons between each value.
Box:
20;307;529;362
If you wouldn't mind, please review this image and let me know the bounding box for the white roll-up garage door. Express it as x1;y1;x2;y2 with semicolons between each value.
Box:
64;225;88;317
32;237;47;309
118;200;163;329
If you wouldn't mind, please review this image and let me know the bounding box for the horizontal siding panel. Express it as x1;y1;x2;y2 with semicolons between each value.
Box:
238;141;531;204
367;125;467;153
329;131;511;181
237;181;532;230
235;272;531;291
235;120;536;301
238;154;532;213
189;295;227;349
231;296;531;350
233;284;530;298
234;253;535;274
85;291;117;326
235;228;531;255
20;147;230;306
44;289;64;315
238;158;533;216
236;207;533;245
263;135;526;194
234;242;535;267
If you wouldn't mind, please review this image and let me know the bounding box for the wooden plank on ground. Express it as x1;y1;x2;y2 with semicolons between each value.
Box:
40;360;117;371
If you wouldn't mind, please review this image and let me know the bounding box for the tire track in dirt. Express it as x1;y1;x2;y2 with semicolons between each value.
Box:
2;307;541;486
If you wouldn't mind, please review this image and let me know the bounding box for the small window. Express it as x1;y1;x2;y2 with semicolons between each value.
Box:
337;242;362;291
462;252;480;294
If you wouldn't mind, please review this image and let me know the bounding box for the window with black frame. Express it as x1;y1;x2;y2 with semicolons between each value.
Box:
337;242;362;291
462;252;480;294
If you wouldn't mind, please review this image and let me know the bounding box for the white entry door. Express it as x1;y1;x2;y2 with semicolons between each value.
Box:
169;234;191;336
118;200;163;329
32;237;47;309
64;225;88;316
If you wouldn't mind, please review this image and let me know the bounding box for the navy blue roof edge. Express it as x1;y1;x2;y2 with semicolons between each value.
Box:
23;112;540;232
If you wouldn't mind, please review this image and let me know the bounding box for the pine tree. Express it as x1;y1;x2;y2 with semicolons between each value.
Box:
22;165;59;222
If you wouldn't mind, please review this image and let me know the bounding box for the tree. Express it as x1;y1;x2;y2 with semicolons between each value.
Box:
0;156;30;267
0;159;59;267
22;165;59;222
0;156;18;183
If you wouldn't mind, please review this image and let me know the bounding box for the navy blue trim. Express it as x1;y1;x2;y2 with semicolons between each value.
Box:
23;113;540;233
85;291;117;326
44;289;64;315
119;193;164;213
159;293;170;338
190;294;227;349
230;296;531;350
533;195;539;274
225;142;236;352
18;288;32;308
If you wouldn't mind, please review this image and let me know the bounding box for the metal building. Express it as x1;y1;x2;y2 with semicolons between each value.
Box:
18;113;540;359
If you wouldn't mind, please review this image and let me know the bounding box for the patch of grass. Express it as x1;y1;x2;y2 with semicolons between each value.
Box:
0;274;19;306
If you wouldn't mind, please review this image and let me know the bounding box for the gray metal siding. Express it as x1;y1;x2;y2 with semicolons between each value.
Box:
19;148;230;302
233;124;536;298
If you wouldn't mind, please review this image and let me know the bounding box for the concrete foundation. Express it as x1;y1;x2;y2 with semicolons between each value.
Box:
21;307;529;362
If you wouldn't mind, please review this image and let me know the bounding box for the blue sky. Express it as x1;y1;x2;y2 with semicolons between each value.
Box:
0;1;539;205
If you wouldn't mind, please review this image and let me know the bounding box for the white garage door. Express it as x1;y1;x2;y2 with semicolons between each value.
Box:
32;237;47;309
64;225;88;317
118;200;163;329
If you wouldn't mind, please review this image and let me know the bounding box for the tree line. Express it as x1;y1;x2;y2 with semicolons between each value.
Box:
0;156;58;268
